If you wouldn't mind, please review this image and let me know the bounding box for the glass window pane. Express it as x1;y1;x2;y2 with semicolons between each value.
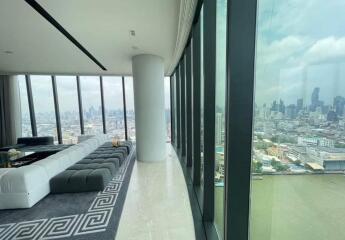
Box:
18;75;32;137
200;5;205;190
103;76;125;140
173;74;178;143
80;76;103;135
31;75;58;142
165;77;171;142
214;0;227;238
124;77;136;141
56;76;80;144
250;1;345;240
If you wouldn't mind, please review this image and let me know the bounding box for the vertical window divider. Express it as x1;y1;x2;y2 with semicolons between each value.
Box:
181;57;187;159
76;76;84;135
203;0;217;224
51;75;62;144
186;43;193;168
176;66;181;150
224;0;258;239
170;75;174;144
100;76;106;134
192;21;201;186
122;76;128;141
25;75;37;136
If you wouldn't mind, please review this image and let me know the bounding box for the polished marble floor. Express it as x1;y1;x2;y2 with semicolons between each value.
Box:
116;144;195;240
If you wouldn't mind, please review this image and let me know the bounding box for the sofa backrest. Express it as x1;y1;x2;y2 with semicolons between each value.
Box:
17;136;54;146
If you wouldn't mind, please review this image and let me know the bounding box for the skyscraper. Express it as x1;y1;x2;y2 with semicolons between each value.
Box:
279;99;285;114
215;112;223;145
310;87;321;112
333;96;345;116
297;98;303;112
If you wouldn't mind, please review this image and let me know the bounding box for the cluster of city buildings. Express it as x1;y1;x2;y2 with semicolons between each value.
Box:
253;87;345;174
21;106;171;145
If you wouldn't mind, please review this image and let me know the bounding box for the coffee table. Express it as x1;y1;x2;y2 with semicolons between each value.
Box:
0;151;58;168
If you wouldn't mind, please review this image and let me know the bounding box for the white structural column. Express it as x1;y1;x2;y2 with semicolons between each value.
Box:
132;54;166;162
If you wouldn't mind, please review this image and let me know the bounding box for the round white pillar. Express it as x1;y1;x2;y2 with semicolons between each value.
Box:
132;54;166;162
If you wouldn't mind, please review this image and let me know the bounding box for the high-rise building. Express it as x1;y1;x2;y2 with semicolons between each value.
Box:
310;87;324;112
334;96;345;116
279;99;285;114
297;98;303;112
327;110;338;122
215;112;223;145
286;104;297;119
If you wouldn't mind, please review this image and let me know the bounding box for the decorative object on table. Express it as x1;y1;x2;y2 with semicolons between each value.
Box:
112;137;121;147
8;148;21;158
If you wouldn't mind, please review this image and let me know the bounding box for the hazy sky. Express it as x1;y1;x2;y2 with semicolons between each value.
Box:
255;0;345;106
18;75;171;114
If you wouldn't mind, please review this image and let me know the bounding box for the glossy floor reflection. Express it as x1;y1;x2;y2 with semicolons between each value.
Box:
116;144;195;240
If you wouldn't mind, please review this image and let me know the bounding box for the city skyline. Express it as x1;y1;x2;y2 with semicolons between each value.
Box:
259;86;345;111
18;75;171;114
255;0;345;106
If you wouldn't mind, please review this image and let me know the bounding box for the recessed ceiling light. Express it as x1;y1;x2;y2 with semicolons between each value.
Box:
4;50;13;54
130;30;136;36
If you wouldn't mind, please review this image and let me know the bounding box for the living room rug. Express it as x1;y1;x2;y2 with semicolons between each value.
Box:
0;147;136;240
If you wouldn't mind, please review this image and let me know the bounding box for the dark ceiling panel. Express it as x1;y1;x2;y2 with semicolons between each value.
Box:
25;0;107;71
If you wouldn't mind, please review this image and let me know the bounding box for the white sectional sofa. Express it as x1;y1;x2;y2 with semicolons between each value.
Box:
0;134;110;209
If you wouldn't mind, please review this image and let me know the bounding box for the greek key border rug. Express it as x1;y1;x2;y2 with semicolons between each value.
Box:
0;147;136;240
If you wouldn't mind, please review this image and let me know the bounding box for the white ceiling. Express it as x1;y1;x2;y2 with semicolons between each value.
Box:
0;0;195;76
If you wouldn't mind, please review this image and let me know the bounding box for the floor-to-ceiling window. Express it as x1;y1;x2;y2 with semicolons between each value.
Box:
173;74;178;144
165;77;171;142
103;76;126;140
214;0;227;238
80;76;103;135
17;74;135;143
30;75;58;142
250;0;345;239
200;5;205;189
56;76;80;144
18;75;32;137
124;77;136;141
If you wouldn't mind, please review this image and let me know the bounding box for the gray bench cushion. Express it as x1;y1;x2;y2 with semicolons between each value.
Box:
50;168;112;193
86;152;125;164
98;142;132;154
50;141;132;193
78;158;120;168
69;163;117;176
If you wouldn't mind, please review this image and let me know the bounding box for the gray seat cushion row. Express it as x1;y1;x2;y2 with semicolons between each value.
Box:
102;147;127;158
78;158;120;168
86;152;125;164
94;146;127;154
50;169;112;193
50;141;132;193
99;141;132;154
68;162;117;176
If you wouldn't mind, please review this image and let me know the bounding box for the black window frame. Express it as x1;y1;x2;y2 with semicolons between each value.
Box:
22;75;131;144
186;42;193;168
170;0;258;239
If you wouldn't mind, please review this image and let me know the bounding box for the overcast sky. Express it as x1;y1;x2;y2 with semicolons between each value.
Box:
255;0;345;106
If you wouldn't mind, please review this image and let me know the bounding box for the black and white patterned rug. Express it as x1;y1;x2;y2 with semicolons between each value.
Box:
0;147;136;240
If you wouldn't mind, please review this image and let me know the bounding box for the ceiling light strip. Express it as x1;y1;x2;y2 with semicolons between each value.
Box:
24;0;107;71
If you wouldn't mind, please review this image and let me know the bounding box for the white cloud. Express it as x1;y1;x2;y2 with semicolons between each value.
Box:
303;37;345;65
256;35;309;66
